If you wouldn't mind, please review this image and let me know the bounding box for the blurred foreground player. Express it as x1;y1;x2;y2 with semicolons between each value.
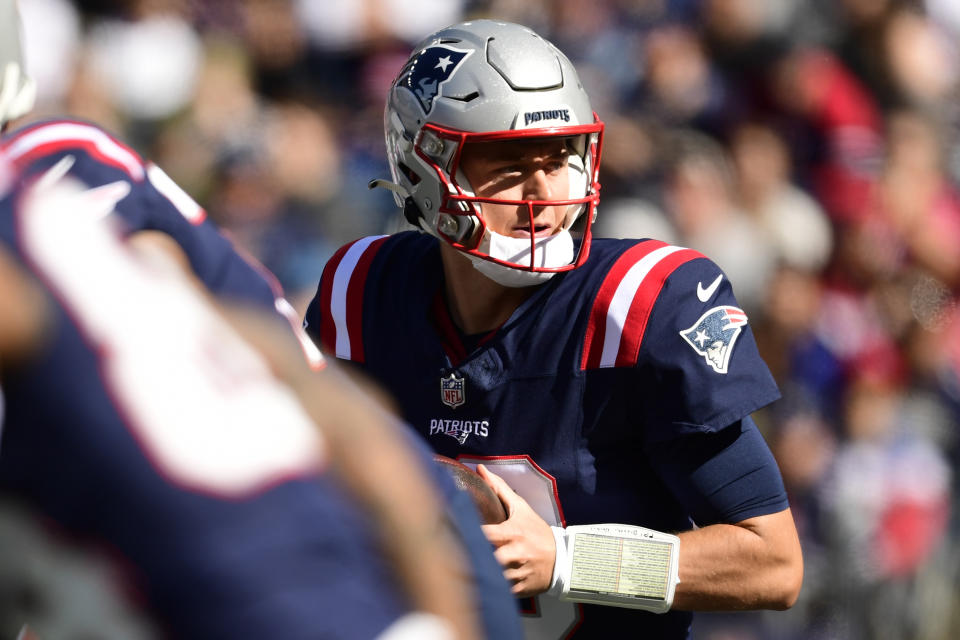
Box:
0;0;320;368
306;20;803;639
0;3;521;637
0;161;483;639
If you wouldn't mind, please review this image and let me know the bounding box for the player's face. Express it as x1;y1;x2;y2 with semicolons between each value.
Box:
458;137;571;239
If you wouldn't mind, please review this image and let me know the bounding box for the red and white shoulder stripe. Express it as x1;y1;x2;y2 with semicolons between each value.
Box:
316;235;389;362
581;239;704;370
2;120;146;181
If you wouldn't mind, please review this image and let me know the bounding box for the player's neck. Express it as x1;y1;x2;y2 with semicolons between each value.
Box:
439;243;537;335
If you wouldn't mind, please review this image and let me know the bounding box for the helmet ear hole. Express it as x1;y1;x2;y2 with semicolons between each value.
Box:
397;161;422;185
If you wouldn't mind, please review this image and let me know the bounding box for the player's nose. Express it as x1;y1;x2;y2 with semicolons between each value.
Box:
523;168;553;202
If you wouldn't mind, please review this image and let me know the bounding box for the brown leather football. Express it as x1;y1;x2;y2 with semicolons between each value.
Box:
433;454;507;525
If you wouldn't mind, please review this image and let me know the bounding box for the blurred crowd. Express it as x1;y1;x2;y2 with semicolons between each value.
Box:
15;0;960;638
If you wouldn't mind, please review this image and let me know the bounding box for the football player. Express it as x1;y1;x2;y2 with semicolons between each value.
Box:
305;19;803;639
0;0;321;369
0;3;522;638
0;160;486;638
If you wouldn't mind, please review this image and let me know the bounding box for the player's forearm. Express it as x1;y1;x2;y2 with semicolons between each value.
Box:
219;313;482;639
346;462;475;636
308;372;482;640
673;508;803;611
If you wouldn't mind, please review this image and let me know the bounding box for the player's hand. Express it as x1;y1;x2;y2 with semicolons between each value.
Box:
477;464;556;598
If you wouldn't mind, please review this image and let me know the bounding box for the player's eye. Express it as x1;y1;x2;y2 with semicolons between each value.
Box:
545;158;567;174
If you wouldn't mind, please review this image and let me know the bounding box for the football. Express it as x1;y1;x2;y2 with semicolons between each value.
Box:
433;454;507;525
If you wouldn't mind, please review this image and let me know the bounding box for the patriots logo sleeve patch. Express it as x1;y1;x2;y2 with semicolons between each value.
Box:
396;45;472;114
680;306;748;374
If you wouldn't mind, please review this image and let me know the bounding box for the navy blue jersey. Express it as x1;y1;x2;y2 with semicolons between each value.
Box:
305;232;789;639
0;119;323;369
1;119;277;305
0;180;407;638
0;137;521;638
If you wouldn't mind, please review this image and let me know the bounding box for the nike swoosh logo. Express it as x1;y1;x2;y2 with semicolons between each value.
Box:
697;274;723;302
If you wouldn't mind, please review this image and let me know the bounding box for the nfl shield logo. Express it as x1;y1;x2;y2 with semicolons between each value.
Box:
440;373;465;409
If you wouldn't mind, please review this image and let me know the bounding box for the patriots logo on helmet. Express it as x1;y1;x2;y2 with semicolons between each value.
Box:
396;45;472;114
680;306;748;374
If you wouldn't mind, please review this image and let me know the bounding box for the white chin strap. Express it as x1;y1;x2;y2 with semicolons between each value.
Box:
466;229;575;288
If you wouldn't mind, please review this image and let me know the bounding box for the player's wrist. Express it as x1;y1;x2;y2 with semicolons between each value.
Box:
548;526;568;596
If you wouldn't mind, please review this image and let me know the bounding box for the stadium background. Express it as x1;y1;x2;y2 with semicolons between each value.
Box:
10;0;960;638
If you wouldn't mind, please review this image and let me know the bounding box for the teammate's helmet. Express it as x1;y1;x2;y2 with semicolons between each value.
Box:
377;20;604;287
0;0;35;130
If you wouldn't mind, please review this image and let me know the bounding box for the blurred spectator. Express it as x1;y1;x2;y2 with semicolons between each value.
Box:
295;0;464;51
881;7;958;110
730;121;834;273
86;0;202;122
818;371;951;639
873;108;960;288
593;196;678;246
639;25;729;135
768;47;883;223
17;0;82;111
663;129;776;312
756;266;846;416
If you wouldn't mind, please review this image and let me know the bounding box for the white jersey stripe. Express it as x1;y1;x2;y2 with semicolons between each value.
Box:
330;235;386;359
6;122;144;180
599;244;687;368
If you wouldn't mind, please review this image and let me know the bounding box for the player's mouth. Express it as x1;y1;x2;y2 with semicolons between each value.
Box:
513;222;556;238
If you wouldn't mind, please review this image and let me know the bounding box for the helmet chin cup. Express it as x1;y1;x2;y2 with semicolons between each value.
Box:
467;253;561;287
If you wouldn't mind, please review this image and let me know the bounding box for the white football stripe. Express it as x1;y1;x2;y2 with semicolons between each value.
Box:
18;176;324;494
6;122;144;180
600;245;687;368
330;236;386;359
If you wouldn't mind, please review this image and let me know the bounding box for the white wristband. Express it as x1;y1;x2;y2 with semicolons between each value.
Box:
548;526;568;596
552;523;680;613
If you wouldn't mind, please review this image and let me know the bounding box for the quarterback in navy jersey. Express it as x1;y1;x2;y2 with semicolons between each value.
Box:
305;20;802;639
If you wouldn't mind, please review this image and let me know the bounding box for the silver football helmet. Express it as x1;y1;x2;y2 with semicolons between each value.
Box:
374;20;604;287
0;0;36;130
